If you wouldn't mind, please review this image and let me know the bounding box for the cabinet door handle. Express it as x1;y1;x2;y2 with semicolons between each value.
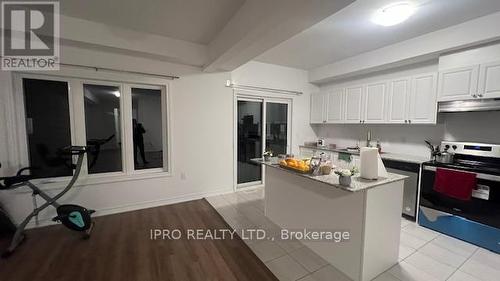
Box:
405;120;408;123
472;93;477;98
409;120;412;124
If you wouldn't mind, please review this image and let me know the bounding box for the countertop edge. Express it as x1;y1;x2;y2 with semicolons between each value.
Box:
299;145;430;164
252;159;407;192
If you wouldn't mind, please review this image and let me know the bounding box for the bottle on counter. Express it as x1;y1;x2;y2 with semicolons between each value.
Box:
376;139;382;153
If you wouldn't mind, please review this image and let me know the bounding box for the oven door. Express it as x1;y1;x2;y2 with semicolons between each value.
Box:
419;165;500;253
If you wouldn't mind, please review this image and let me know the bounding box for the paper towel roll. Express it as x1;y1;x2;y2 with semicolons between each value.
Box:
360;147;378;180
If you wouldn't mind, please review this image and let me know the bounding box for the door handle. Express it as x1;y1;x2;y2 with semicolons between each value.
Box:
423;166;500;181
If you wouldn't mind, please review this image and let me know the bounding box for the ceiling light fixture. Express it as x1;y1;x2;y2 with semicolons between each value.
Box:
372;2;416;26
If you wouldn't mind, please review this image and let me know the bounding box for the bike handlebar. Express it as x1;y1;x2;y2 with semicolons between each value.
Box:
0;146;89;189
60;146;89;155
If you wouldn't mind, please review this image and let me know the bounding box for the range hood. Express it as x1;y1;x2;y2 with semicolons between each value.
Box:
438;98;500;113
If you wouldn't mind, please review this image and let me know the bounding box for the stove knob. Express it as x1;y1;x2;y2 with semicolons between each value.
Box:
445;144;450;150
452;145;457;150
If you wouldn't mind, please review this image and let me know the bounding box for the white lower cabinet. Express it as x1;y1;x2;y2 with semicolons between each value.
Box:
299;147;315;158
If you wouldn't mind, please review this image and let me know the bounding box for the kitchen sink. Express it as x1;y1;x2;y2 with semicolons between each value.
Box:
337;148;386;154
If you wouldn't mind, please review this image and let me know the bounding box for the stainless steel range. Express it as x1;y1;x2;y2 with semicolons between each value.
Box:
419;141;500;253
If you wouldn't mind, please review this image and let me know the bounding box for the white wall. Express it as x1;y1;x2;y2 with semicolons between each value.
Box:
231;61;318;155
0;67;236;225
0;49;316;225
0;38;238;224
314;124;442;157
314;111;500;158
439;43;500;70
442;111;500;143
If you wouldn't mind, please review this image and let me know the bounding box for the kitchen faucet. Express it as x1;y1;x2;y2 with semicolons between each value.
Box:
366;129;372;147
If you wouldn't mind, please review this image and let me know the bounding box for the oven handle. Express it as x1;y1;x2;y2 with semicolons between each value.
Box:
423;166;500;182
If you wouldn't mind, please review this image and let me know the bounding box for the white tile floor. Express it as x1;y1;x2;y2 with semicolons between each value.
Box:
205;188;500;281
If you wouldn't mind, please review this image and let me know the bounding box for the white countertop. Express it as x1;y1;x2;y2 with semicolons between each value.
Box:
299;145;430;164
253;158;407;192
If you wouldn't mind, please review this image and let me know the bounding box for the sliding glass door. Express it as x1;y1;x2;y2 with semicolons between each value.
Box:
265;102;289;156
237;99;263;186
236;97;291;188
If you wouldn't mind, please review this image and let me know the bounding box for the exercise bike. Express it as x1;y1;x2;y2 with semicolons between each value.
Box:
0;146;95;258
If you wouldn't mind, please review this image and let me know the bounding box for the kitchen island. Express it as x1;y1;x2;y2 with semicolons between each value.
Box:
254;158;406;281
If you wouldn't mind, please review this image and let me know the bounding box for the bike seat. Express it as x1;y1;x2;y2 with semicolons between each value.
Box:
0;167;35;189
0;175;33;189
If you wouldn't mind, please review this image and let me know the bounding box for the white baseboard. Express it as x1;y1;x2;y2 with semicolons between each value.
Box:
24;187;234;229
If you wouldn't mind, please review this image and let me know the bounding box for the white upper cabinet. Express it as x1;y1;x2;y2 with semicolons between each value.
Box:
387;78;410;124
310;92;326;124
478;60;500;99
312;72;438;125
364;82;387;123
409;73;438;124
344;86;364;124
326;88;344;123
438;65;479;101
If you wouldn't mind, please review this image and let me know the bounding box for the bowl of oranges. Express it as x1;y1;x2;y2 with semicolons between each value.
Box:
279;158;312;174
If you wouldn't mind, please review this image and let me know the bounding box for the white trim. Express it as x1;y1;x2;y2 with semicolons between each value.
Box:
226;81;303;96
262;99;267;189
24;65;173;87
237;183;265;190
237;181;263;189
2;73;19;175
12;171;173;194
23;187;234;229
233;93;238;190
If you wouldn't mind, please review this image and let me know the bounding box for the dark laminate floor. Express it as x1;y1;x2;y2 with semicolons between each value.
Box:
0;199;278;281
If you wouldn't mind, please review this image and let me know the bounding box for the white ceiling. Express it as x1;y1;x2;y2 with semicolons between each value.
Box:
54;0;245;44
256;0;500;70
